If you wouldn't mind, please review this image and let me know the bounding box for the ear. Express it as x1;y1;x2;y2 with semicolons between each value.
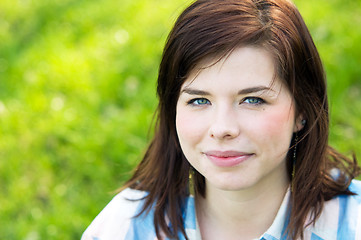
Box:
294;114;305;132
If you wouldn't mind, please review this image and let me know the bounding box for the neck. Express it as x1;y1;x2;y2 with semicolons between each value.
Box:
196;172;289;240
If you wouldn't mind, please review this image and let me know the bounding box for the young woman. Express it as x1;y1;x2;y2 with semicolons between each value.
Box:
82;0;361;239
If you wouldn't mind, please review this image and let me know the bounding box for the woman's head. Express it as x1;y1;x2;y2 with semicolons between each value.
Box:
175;46;304;193
157;0;327;187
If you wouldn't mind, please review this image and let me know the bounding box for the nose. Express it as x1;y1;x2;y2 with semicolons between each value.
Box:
208;105;240;140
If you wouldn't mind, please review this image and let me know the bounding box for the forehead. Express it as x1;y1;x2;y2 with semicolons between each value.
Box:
182;46;282;90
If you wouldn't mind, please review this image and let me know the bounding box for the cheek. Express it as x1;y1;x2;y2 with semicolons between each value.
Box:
175;109;206;145
269;110;294;132
249;108;295;144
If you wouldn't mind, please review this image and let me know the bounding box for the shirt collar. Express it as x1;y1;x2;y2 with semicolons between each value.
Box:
260;188;291;240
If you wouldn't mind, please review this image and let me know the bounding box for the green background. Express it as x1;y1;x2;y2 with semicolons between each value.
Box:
0;0;360;239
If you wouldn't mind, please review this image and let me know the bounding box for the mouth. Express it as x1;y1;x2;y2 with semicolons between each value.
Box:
203;151;254;167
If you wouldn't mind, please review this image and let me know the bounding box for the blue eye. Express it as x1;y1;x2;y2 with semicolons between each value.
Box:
188;98;210;106
243;97;264;105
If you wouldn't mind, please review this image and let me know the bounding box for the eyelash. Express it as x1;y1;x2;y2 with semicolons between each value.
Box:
187;97;265;106
187;98;211;106
243;97;265;105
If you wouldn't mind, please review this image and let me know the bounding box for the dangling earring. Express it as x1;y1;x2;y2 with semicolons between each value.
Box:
188;166;195;195
291;133;298;192
189;166;193;180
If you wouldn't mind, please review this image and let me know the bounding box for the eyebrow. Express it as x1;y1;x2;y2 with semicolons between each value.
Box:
237;86;275;95
181;86;274;95
181;88;210;95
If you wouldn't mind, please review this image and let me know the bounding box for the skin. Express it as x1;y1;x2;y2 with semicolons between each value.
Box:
176;47;303;239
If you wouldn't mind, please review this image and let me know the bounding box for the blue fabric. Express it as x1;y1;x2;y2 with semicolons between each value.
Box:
336;181;361;240
311;233;323;240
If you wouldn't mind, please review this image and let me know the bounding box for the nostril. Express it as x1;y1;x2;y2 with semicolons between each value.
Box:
209;122;240;140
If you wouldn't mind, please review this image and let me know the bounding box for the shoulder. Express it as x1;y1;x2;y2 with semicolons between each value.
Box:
332;179;361;238
81;188;148;240
304;179;361;239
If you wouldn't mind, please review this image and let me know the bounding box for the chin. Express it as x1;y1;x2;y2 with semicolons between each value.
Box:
207;177;257;192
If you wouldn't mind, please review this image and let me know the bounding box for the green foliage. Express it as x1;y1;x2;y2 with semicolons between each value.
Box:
0;0;359;239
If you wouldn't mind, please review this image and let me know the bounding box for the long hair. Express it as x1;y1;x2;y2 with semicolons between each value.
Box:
123;0;360;239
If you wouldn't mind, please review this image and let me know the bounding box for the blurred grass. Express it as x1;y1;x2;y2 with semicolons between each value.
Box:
0;0;360;239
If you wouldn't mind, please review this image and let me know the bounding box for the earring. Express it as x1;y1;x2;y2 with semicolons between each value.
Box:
189;166;195;180
188;166;195;195
301;119;306;126
291;133;298;192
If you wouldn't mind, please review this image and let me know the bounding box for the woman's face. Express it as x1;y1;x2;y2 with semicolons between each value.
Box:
176;47;303;192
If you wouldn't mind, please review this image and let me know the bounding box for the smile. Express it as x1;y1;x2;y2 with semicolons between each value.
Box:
203;151;254;167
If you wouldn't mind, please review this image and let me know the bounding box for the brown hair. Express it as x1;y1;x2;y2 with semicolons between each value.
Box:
123;0;360;239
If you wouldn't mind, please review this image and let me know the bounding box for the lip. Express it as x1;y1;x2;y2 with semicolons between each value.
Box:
203;151;254;167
